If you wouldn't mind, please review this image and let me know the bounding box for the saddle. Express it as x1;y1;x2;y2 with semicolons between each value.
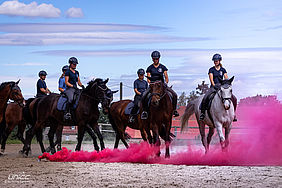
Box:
57;89;82;111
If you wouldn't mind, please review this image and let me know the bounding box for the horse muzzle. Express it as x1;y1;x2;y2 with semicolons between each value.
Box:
223;99;231;110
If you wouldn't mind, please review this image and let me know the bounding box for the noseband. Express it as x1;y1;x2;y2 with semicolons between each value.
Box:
217;84;232;104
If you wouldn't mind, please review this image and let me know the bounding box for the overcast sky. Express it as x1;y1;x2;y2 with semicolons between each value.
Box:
1;0;282;101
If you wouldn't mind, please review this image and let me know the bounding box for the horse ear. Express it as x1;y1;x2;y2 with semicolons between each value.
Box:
218;77;224;85
229;76;234;84
112;90;118;94
15;79;20;84
104;78;109;84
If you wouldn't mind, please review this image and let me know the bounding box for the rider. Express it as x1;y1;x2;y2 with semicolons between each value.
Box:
58;65;69;93
36;70;51;98
129;68;148;123
64;57;85;120
141;50;179;120
199;53;237;121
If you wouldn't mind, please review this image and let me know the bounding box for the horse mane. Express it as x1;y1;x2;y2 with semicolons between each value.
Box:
0;81;15;91
84;78;103;92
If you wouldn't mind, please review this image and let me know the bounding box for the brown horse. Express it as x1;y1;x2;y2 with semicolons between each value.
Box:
108;100;147;149
23;78;110;156
0;80;24;146
108;99;176;149
144;80;174;158
1;98;46;154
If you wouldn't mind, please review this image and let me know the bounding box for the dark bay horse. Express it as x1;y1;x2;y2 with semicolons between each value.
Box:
23;78;110;156
144;80;174;158
0;80;24;146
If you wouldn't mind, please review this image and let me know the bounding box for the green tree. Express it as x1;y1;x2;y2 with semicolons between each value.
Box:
178;92;188;106
187;90;198;103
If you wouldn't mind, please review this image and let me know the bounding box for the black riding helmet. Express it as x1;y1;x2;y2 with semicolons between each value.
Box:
38;70;47;77
69;57;78;64
137;68;145;75
151;51;161;59
62;65;69;72
212;53;222;61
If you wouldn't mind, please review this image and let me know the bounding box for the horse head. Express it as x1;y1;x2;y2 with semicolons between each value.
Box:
1;80;24;106
218;76;234;110
102;89;118;114
85;78;111;112
148;78;165;107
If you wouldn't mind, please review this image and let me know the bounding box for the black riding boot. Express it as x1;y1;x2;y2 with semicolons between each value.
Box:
64;103;71;120
129;105;138;123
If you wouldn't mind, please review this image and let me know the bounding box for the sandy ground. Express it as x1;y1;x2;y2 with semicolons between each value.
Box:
0;144;281;188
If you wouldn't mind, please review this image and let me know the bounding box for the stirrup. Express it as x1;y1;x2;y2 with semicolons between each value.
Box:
173;110;179;117
233;116;238;122
64;112;71;120
199;113;205;120
129;115;135;123
141;111;148;120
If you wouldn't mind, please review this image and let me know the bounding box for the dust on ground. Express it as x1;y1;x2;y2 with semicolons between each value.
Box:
0;144;281;188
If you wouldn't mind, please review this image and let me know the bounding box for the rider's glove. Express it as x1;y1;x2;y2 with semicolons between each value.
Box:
81;85;85;90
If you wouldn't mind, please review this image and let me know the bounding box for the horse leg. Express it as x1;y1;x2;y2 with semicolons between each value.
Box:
224;125;232;152
1;125;13;153
198;121;207;153
36;128;46;154
206;127;215;153
114;134;120;149
85;124;99;152
47;126;57;154
93;124;105;150
214;121;225;151
55;125;63;151
164;121;172;158
75;125;85;151
144;121;152;144
23;125;38;156
152;124;160;156
17;122;26;145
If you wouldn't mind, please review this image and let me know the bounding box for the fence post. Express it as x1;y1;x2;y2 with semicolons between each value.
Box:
120;82;123;100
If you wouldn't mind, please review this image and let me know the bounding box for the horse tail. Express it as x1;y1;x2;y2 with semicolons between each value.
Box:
0;116;6;142
23;98;35;125
181;101;195;131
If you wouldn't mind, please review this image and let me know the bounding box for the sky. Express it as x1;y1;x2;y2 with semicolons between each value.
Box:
1;0;282;101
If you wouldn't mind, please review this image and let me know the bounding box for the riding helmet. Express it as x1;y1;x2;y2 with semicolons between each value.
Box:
62;65;69;72
137;68;145;75
212;53;222;61
69;57;78;64
38;70;47;77
151;51;161;59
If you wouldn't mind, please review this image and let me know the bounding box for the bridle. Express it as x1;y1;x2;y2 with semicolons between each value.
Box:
9;83;24;107
217;84;232;104
150;81;167;101
82;82;108;103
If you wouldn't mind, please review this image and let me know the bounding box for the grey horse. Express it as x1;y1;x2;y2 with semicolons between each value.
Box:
181;76;235;153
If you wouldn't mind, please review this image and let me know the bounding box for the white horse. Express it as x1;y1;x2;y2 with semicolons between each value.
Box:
181;77;235;153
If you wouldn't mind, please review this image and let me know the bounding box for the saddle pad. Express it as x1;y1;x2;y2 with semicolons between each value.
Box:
57;95;68;111
124;101;134;115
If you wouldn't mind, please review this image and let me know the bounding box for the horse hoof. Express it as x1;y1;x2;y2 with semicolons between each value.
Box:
50;148;56;154
45;147;51;153
18;150;24;154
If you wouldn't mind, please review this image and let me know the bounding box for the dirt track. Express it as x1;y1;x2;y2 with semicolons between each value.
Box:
0;144;281;188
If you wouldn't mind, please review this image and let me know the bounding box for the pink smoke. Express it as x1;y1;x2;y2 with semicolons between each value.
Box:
39;99;282;166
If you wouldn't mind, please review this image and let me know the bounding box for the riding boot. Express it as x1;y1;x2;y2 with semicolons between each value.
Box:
64;103;71;120
141;90;150;120
173;110;179;117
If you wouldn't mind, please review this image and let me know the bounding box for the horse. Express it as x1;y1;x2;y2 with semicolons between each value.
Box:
0;98;45;154
22;78;110;156
143;79;174;158
0;80;24;145
109;99;175;149
181;77;235;153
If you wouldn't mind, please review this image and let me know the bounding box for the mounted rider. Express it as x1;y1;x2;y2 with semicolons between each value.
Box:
141;50;179;119
199;53;237;121
36;70;51;98
129;68;148;123
58;65;69;93
64;57;85;120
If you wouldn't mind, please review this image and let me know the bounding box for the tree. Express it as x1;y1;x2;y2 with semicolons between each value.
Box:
178;92;188;106
196;81;209;95
187;90;198;103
